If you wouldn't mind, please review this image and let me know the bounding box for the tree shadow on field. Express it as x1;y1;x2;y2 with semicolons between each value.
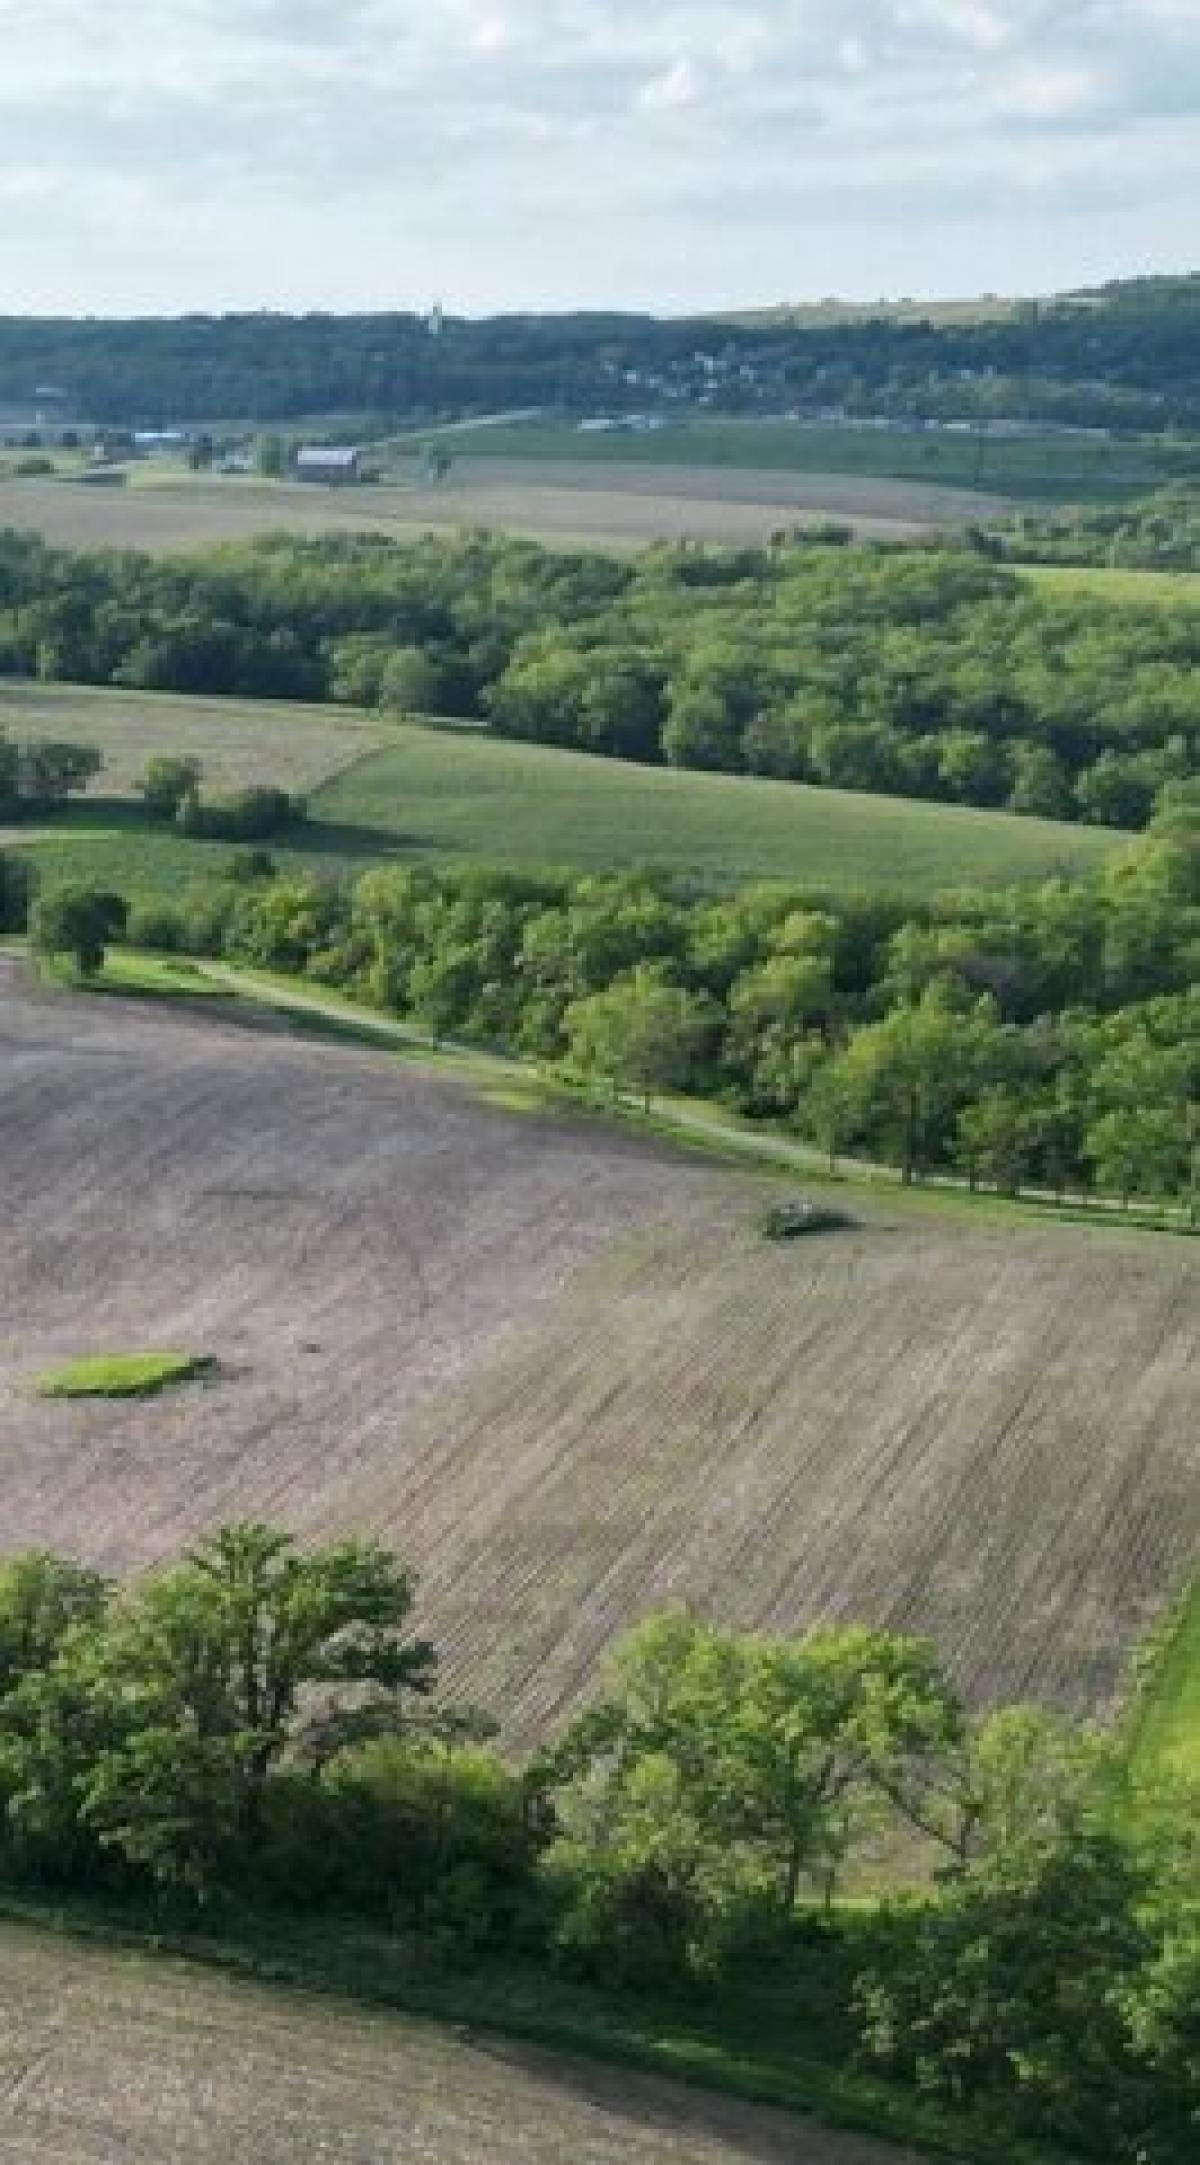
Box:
14;797;420;865
3;793;144;839
278;815;417;864
460;2032;913;2164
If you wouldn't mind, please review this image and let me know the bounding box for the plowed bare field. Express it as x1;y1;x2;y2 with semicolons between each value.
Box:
0;1926;909;2164
1;967;1196;1747
0;455;1004;556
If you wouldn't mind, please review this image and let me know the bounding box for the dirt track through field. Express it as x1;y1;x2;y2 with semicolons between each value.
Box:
0;1926;913;2164
1;973;1196;1744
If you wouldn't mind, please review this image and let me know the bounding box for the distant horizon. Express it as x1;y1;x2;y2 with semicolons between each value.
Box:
2;263;1196;329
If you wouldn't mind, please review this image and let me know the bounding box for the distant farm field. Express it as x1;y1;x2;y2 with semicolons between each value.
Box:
1018;563;1200;606
0;1924;898;2165
1;969;1194;1750
0;454;1010;555
418;419;1192;503
2;686;1123;901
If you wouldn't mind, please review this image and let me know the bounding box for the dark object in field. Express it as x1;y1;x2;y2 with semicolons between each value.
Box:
761;1198;853;1240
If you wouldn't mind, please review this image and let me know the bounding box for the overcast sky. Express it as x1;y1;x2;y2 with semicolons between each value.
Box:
1;1;1197;316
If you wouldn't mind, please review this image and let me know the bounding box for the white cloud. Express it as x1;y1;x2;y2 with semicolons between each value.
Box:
996;60;1106;121
469;13;514;56
638;57;702;112
0;1;1193;309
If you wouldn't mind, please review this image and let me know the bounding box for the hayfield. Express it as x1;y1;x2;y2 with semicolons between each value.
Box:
3;684;1123;901
1;966;1195;1751
0;1925;901;2165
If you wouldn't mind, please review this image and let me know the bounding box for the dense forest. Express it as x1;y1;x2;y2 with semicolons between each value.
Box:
1;525;1197;828
0;1528;1194;2162
0;275;1197;428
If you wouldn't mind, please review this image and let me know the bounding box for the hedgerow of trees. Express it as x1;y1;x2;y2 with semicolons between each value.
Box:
984;486;1200;573
9;793;1194;1211
1;522;1197;826
0;1530;1194;2162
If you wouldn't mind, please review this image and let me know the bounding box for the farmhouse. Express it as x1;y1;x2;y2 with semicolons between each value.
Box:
295;444;362;485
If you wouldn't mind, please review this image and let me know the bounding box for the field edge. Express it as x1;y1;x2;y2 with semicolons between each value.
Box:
0;1896;1068;2165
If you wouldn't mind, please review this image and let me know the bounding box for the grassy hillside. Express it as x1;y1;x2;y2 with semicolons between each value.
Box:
3;686;1123;902
313;730;1122;892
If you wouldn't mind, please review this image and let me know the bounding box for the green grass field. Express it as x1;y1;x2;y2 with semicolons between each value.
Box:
310;730;1122;891
1127;1577;1200;1787
424;418;1194;504
35;1351;214;1399
1018;564;1200;606
4;695;1123;904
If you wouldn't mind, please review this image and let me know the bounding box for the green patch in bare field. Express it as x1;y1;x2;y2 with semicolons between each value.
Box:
35;1352;216;1400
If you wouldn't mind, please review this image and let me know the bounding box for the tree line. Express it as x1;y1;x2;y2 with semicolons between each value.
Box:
0;1526;1193;2162
984;486;1200;573
0;276;1196;427
11;785;1196;1211
1;524;1197;827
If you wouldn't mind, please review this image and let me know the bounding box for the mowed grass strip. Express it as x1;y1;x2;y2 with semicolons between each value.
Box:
35;1352;215;1400
1127;1576;1200;1786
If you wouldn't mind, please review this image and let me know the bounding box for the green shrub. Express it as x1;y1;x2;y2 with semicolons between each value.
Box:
141;755;204;819
30;882;128;976
178;786;303;843
762;1199;854;1241
125;900;186;953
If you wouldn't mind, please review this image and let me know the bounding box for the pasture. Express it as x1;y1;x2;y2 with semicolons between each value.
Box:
1;967;1194;1750
0;1924;902;2165
2;684;1123;901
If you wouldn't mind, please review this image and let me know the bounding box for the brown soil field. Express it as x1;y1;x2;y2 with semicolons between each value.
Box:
0;457;1008;556
1;967;1196;1748
0;681;384;798
0;1926;908;2164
